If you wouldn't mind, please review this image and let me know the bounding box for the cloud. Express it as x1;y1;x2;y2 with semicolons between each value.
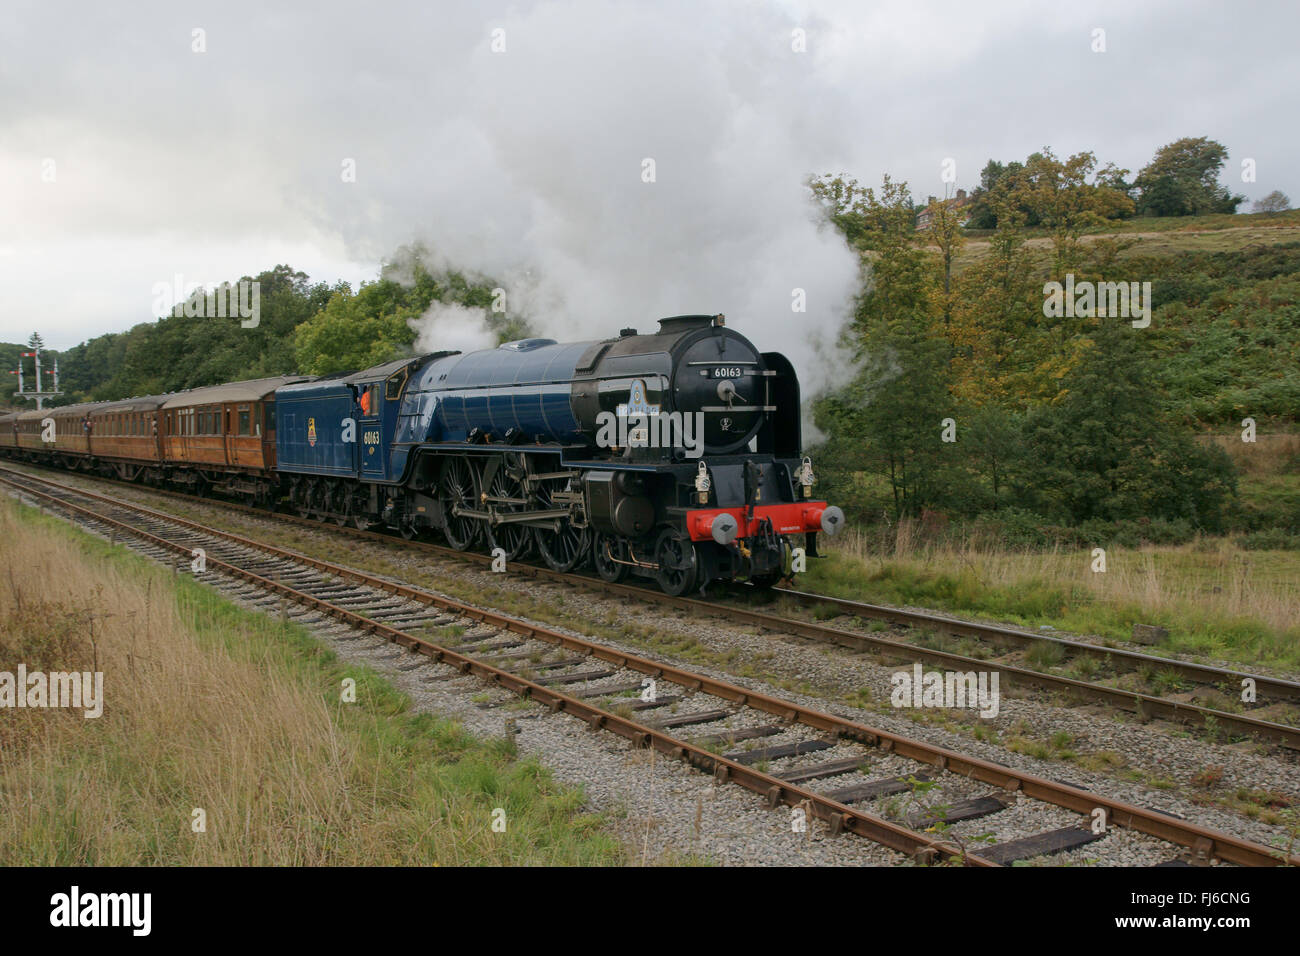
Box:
2;0;1296;370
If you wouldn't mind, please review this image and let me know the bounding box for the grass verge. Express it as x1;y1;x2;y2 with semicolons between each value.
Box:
0;497;625;865
808;530;1300;673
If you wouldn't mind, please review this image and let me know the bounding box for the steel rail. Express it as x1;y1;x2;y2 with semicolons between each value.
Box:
768;586;1300;704
3;464;1295;750
6;468;1295;868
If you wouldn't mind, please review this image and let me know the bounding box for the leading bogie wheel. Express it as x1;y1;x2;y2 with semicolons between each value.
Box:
593;532;629;583
654;529;698;596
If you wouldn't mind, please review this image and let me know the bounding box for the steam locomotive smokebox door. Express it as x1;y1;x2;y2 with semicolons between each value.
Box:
585;470;655;538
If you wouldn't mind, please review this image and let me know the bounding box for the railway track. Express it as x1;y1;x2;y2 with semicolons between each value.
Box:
4;460;1299;752
4;466;1297;867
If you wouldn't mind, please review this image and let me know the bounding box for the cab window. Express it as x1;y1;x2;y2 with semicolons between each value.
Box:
385;367;408;401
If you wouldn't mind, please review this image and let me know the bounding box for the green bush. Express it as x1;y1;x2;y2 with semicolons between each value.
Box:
1237;528;1300;551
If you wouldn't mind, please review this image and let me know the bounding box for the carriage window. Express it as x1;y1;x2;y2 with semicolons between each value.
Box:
238;409;251;436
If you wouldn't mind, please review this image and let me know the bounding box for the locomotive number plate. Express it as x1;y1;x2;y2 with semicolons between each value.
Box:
711;366;745;379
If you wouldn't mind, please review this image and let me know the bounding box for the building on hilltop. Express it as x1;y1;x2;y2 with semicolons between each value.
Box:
915;188;972;231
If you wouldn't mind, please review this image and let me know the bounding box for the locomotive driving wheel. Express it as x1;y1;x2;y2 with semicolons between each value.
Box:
485;459;533;562
440;456;481;551
654;528;698;597
534;477;590;572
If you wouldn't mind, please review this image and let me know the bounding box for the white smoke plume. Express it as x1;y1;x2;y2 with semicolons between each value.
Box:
298;1;866;390
408;301;500;356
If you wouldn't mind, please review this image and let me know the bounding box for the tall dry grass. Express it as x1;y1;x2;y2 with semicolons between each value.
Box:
0;500;622;865
816;522;1300;669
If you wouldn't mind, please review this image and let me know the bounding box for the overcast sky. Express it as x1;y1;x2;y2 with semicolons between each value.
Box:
2;0;1295;376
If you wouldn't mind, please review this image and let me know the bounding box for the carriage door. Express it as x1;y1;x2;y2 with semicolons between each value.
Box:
224;405;234;465
359;382;384;480
261;400;277;469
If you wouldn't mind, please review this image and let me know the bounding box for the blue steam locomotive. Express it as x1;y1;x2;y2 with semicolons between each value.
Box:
275;314;843;594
